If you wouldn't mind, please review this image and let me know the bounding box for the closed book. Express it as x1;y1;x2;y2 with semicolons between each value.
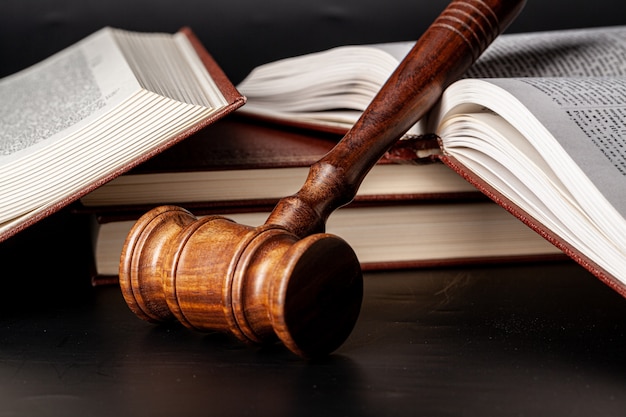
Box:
78;115;480;216
91;201;564;285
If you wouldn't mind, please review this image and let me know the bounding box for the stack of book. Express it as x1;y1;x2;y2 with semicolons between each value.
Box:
4;25;626;298
82;116;562;284
84;25;626;293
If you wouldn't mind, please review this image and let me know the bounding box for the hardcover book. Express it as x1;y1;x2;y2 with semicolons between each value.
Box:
235;26;626;297
0;27;245;242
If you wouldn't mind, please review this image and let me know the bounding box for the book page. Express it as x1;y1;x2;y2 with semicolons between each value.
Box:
0;28;140;163
238;26;626;135
435;77;626;280
468;26;626;78
376;26;626;78
487;77;626;216
110;29;227;109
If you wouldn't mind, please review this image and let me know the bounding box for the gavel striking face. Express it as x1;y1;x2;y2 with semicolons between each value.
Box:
119;0;526;358
121;205;362;358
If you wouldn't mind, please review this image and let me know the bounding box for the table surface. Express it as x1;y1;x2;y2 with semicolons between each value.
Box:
2;258;626;417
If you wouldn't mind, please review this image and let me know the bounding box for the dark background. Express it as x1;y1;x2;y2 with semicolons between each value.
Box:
1;0;624;295
2;3;626;416
1;0;625;303
2;0;625;83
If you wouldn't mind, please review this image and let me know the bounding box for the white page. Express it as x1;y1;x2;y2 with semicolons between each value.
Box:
0;28;140;165
487;77;626;216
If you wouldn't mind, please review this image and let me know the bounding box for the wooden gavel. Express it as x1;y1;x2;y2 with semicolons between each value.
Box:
119;0;526;358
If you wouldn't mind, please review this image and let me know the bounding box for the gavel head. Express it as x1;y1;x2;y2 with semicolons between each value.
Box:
119;205;363;359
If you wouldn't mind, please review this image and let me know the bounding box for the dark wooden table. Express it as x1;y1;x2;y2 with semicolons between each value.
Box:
2;247;625;416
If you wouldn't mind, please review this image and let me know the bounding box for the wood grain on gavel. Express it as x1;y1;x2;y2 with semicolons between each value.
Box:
119;0;526;358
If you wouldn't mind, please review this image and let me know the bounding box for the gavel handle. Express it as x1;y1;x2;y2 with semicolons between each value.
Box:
266;0;525;237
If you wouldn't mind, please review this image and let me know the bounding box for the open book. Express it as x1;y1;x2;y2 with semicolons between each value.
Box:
238;26;626;297
0;27;245;242
237;26;626;134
